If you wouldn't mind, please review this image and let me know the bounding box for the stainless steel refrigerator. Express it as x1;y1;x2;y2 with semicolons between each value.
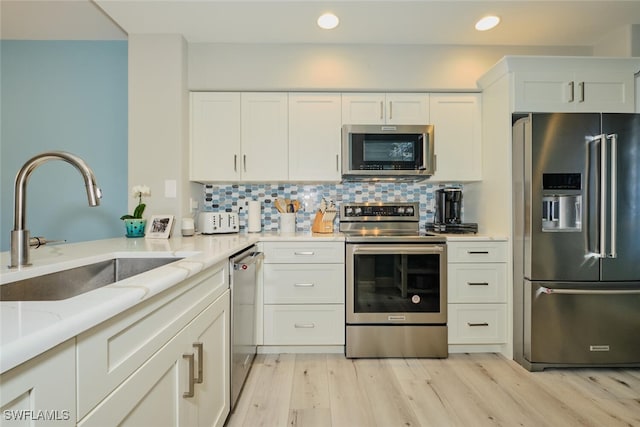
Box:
513;113;640;371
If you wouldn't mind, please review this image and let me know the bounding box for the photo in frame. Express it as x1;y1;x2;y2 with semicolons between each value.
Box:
145;215;174;239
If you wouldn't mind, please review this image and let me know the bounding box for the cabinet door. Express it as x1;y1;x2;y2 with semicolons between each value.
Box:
513;71;573;112
190;290;230;427
574;71;635;113
190;92;241;181
429;94;482;181
386;93;429;125
341;93;386;124
241;93;288;181
1;340;75;427
78;329;191;427
288;93;342;181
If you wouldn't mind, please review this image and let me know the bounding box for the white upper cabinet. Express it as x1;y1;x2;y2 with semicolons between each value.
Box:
482;56;640;113
429;94;482;182
342;93;429;125
240;92;289;181
190;92;241;182
190;92;288;182
288;93;342;182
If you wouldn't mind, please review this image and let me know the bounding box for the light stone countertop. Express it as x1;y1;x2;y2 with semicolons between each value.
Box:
0;230;501;373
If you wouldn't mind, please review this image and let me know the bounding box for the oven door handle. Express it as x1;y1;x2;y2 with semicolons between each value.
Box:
349;244;445;256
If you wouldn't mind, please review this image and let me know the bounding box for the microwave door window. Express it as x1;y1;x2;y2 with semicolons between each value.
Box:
364;140;415;162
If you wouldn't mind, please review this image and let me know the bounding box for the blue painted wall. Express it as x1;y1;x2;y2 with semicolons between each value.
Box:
0;41;128;251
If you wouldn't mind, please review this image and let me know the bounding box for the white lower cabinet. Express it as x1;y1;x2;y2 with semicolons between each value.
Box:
0;339;76;427
261;241;345;347
447;240;508;350
77;261;230;427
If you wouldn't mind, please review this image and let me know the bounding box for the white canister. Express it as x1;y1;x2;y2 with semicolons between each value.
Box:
181;217;195;236
247;200;261;233
279;212;296;234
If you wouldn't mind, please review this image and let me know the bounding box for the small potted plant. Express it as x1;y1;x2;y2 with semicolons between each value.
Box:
120;185;150;237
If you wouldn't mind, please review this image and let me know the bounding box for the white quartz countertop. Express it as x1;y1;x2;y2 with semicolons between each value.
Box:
0;230;499;373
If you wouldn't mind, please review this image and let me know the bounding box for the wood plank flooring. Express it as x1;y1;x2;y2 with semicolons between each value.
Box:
226;353;640;427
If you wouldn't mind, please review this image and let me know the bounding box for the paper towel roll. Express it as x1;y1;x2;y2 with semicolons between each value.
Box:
247;200;261;232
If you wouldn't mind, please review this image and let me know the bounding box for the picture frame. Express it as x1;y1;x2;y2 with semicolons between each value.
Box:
145;215;174;239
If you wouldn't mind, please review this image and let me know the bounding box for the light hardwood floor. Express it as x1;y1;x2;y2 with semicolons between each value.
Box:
226;353;640;427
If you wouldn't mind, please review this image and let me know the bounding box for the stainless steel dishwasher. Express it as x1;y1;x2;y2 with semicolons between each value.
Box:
229;245;262;410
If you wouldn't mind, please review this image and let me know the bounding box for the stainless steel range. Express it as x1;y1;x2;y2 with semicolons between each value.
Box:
341;202;448;358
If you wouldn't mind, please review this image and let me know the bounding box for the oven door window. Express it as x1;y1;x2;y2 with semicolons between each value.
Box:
353;251;441;313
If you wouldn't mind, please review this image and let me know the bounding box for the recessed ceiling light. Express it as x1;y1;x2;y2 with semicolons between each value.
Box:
475;15;500;31
317;13;339;30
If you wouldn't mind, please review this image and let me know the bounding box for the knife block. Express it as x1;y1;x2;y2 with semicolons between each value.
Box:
312;210;334;233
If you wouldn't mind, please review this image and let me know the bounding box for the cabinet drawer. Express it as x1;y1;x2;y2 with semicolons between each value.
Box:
447;241;507;263
263;304;345;345
264;264;345;304
448;263;507;303
76;261;228;419
448;304;506;344
262;242;344;264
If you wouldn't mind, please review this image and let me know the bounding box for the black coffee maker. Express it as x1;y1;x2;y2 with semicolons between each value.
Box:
428;187;478;233
435;187;462;224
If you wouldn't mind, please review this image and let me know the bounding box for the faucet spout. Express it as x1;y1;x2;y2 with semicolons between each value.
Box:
10;151;102;268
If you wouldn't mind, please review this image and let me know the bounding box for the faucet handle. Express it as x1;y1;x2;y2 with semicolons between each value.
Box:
29;236;66;248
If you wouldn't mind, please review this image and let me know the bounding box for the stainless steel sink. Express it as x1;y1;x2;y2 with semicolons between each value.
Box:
0;257;182;301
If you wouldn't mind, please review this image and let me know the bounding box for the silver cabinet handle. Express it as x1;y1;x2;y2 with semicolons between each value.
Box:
578;81;585;102
467;322;489;327
336;154;339;171
467;251;489;255
243;154;247;172
294;323;316;328
193;342;203;384
294;251;314;255
234;154;237;172
467;282;489;286
379;101;384;120
294;283;315;287
389;101;393;120
183;353;195;398
568;81;575;103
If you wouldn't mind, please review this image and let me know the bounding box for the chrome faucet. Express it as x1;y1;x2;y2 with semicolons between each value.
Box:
10;151;102;268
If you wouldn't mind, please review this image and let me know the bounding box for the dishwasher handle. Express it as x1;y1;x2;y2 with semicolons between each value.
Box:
232;251;263;269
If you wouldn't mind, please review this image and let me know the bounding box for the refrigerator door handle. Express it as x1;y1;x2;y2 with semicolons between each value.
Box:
586;135;603;257
599;133;608;259
538;286;640;296
607;133;618;258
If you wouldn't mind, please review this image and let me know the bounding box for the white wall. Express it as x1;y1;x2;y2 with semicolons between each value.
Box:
129;34;191;225
188;44;589;91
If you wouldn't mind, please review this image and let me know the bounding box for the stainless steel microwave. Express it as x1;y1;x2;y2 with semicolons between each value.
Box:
342;124;435;181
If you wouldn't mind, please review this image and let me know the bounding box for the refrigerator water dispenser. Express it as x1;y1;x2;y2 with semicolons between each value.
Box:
541;195;581;231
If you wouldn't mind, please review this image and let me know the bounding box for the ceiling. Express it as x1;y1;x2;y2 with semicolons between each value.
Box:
2;0;640;48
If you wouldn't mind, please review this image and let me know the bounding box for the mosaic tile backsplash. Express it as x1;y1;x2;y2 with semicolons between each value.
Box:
202;182;462;232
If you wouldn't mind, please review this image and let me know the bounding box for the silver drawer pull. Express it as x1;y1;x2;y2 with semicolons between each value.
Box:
467;282;489;286
294;283;315;287
294;323;316;328
193;342;203;384
468;251;489;255
467;322;489;327
294;251;315;255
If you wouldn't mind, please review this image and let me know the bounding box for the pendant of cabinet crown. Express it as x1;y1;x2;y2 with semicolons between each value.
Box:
341;93;430;124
